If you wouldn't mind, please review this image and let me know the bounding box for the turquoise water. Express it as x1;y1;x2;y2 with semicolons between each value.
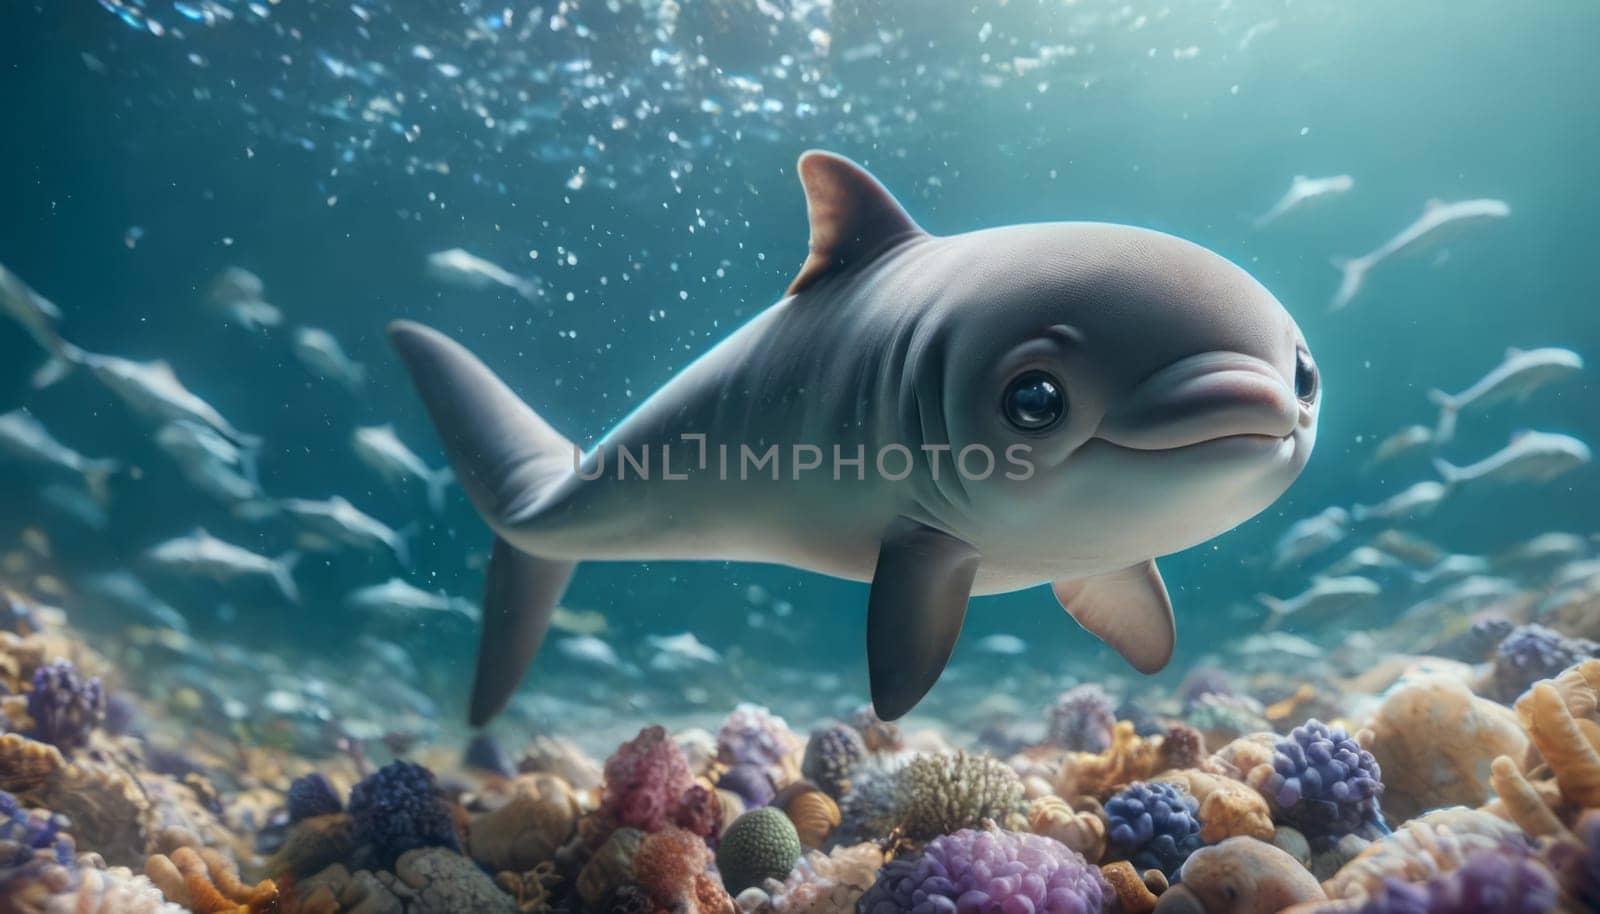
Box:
2;0;1597;740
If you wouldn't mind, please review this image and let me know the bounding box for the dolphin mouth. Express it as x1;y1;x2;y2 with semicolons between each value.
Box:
1097;352;1301;452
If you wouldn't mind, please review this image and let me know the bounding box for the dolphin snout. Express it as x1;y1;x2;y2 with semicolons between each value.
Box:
1100;352;1299;451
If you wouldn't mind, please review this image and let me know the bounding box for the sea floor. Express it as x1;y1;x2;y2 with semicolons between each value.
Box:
2;577;1598;914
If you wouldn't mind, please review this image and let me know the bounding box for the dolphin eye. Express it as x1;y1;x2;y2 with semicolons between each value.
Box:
1294;346;1318;403
1002;370;1067;432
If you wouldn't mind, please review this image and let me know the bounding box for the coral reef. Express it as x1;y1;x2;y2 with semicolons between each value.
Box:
1027;794;1107;860
764;843;883;914
1362;675;1527;820
347;761;460;868
856;828;1110;914
719;763;777;809
832;756;905;846
779;786;839;850
716;807;802;894
145;845;279;913
1046;684;1117;753
286;773;343;824
468;774;579;874
25;658;106;752
718;704;800;773
1487;624;1599;704
1260;720;1385;844
1104;780;1204;878
1160;837;1326;914
599;725;701;834
891;751;1026;842
799;724;865;799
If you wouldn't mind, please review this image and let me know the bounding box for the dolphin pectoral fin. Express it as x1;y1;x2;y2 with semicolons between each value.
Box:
787;151;926;295
866;519;980;721
471;537;577;727
1052;560;1176;674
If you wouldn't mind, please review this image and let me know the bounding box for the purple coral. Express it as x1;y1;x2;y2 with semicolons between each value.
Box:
1491;624;1599;702
1344;850;1557;914
347;761;459;867
1177;667;1235;713
601;725;696;832
1264;719;1385;843
717;762;776;808
856;828;1110;914
26;658;105;751
1046;684;1116;752
1547;810;1600;910
1;790;74;893
287;772;343;823
802;722;867;797
717;703;796;768
1104;781;1203;878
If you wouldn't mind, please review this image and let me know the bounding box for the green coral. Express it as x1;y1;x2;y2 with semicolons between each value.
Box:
714;807;803;894
893;751;1026;842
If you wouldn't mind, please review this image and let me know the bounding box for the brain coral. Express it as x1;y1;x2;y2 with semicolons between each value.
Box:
717;807;803;894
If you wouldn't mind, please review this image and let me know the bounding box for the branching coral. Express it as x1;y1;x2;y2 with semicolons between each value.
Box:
1056;722;1190;800
145;845;279;914
891;751;1026;842
856;828;1109;914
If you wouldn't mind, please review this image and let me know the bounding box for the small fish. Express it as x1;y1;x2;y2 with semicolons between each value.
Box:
345;577;479;620
1234;631;1323;659
425;248;541;300
550;605;609;636
645;631;721;672
1351;480;1452;524
1323;545;1406;579
1369;529;1446;569
84;351;258;446
40;483;108;530
277;496;410;566
1494;532;1589;572
1253;174;1354;229
0;409;119;501
1258;575;1382;626
292;327;366;393
972;633;1028;656
352;425;454;515
0;262;83;388
145;528;300;604
81;571;190;635
1363;424;1433;472
156;420;262;505
556;634;621;669
1273;506;1351;569
1412;553;1493;587
1433;431;1591;487
206;267;283;331
1427;347;1583;443
1331;198;1510;310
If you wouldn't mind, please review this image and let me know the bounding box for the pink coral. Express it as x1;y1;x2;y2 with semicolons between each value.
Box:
674;783;724;843
601;726;696;832
634;826;712;906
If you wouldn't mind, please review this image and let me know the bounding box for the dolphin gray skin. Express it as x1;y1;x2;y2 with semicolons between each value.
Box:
1427;346;1583;443
1330;197;1509;310
389;150;1321;725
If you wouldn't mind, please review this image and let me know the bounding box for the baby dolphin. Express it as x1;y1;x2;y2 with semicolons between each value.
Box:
388;150;1321;725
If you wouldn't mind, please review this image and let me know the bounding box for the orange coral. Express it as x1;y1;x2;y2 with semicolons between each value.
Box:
1055;722;1162;799
1517;681;1600;810
1100;861;1157;914
1156;769;1273;844
782;788;840;850
0;732;65;793
1027;795;1106;861
634;827;711;906
147;846;280;913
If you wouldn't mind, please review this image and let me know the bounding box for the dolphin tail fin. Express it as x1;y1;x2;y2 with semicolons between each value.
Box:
1433;457;1464;487
1329;256;1367;311
272;551;302;605
1427;389;1459;443
387;320;579;726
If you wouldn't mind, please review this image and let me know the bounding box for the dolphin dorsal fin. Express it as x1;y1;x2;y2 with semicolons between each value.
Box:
787;151;924;296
